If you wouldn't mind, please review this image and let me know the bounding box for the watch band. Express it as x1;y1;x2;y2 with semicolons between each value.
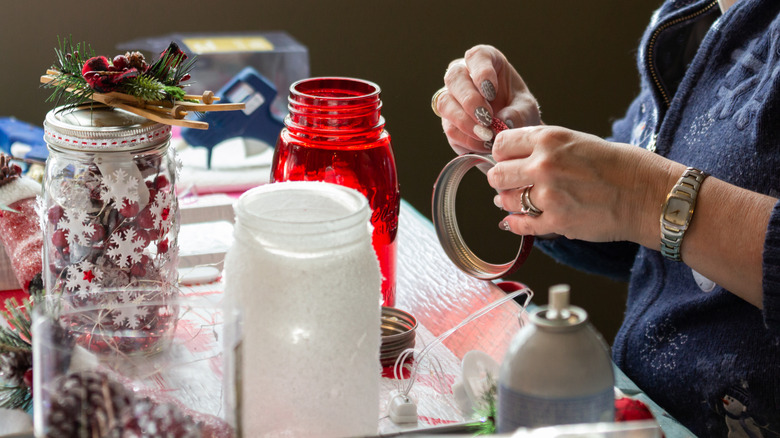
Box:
660;167;708;262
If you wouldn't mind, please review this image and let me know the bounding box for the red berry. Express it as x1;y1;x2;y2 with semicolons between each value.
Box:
134;228;151;247
147;228;161;241
48;205;64;223
154;175;169;190
157;238;169;254
23;369;33;390
119;200;140;218
136;207;155;229
112;55;130;71
131;263;146;277
147;188;158;203
52;229;68;248
90;224;106;243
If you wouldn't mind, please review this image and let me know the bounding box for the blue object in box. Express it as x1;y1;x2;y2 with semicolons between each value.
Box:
181;67;285;168
0;117;48;163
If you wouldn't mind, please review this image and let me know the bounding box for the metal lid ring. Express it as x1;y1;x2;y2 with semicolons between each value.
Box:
432;153;534;280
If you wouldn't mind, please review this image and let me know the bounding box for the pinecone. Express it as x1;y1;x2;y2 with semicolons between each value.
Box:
118;397;202;438
45;370;134;438
125;51;148;72
0;153;22;187
0;351;32;387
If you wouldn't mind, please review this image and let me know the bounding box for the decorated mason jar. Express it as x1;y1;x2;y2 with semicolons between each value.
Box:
42;104;179;348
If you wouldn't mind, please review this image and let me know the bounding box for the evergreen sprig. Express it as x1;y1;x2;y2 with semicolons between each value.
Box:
123;75;166;102
0;297;34;411
0;384;31;411
474;375;498;435
0;297;32;353
45;36;95;107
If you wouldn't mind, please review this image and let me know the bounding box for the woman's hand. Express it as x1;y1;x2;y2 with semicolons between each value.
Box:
435;45;542;155
488;125;678;245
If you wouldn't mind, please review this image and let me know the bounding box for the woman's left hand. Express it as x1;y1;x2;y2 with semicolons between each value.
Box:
488;125;675;244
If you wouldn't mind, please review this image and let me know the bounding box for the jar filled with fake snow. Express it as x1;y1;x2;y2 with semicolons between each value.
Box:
223;181;382;437
42;104;179;354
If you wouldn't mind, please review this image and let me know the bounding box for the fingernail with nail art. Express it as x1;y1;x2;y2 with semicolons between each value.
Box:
505;119;514;129
481;80;496;101
484;140;493;150
500;220;511;231
475;107;491;127
473;125;494;142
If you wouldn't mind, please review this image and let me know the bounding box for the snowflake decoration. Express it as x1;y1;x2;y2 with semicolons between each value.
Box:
109;288;150;329
100;168;140;207
149;190;173;231
65;260;103;298
106;228;145;268
57;208;97;246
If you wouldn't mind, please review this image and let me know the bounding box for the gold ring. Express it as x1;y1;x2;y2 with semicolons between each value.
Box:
520;185;543;217
431;87;447;118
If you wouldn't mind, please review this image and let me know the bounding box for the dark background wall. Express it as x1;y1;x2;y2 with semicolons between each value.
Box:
1;0;660;342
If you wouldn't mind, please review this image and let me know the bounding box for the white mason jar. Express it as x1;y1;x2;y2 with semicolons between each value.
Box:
224;181;382;437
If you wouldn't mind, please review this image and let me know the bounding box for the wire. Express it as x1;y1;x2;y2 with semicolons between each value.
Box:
393;286;533;397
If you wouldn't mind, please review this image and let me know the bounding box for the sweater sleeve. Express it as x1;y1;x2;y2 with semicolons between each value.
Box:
534;238;639;282
762;199;780;332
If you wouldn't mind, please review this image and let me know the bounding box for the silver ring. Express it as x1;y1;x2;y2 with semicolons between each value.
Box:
432;153;534;280
520;185;543;217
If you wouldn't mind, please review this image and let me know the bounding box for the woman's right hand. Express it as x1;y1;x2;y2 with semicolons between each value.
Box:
435;45;542;155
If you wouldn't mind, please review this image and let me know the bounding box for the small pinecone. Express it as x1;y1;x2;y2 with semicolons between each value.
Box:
118;397;202;438
125;51;148;72
0;153;22;187
0;351;32;386
45;371;134;438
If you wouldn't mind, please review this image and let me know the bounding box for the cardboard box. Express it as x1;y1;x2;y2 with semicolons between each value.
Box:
118;31;310;118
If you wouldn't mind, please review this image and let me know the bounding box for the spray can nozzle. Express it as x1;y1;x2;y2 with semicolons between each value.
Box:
546;284;572;321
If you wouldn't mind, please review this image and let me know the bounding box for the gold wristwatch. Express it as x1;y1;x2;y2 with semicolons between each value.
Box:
660;167;708;262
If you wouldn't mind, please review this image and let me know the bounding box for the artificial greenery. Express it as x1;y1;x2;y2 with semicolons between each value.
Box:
0;295;35;411
474;375;498;435
43;36;196;108
45;37;96;107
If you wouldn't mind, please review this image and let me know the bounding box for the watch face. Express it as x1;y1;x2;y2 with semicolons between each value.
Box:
665;197;692;227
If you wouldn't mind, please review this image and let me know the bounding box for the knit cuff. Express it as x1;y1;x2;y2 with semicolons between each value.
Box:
762;199;780;331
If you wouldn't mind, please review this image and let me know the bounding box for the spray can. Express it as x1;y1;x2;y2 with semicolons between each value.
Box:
497;284;614;432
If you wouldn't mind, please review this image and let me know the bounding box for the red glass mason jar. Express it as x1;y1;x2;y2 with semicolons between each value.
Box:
271;77;400;306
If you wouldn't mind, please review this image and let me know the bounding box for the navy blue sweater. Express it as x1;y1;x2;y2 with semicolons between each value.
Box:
536;0;780;435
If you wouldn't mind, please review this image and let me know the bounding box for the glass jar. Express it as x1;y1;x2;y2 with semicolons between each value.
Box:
223;181;381;437
42;104;179;350
271;77;400;306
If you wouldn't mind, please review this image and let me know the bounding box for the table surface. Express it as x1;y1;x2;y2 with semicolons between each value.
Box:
0;199;693;437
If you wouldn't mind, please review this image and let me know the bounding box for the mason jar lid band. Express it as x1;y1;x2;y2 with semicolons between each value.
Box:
432;153;534;280
44;124;172;151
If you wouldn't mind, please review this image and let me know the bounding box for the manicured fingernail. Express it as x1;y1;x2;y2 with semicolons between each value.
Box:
500;220;511;231
483;140;493;150
473;125;493;142
481;80;496;101
493;195;503;209
505;119;514;129
475;106;491;127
